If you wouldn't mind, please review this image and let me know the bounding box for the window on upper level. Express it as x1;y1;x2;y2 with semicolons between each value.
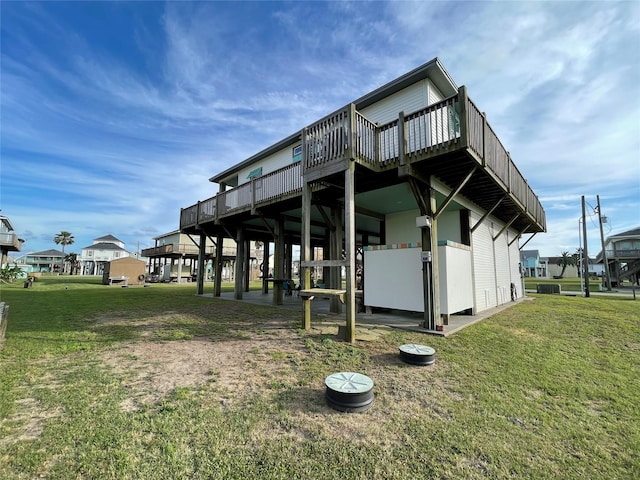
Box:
247;167;263;179
292;145;302;163
115;252;120;258
87;251;93;257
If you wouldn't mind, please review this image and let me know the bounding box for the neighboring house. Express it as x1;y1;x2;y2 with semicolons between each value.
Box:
545;256;602;279
0;215;24;267
596;226;640;286
15;249;64;273
80;234;130;276
141;231;246;282
179;58;546;338
546;256;579;278
520;250;547;278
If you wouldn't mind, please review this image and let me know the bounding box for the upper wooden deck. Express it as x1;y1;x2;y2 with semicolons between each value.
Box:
180;87;546;236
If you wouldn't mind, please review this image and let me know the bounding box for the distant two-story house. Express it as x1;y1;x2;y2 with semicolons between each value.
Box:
142;230;263;283
596;227;640;286
179;58;546;340
520;250;547;278
15;249;64;273
80;235;130;276
0;215;24;267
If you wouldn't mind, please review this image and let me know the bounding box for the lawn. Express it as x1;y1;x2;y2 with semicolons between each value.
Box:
0;277;638;479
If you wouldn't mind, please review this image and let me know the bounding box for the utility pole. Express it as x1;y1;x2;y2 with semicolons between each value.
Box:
596;195;612;291
581;196;590;297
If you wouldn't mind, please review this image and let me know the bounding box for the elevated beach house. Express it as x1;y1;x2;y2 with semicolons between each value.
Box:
179;58;546;341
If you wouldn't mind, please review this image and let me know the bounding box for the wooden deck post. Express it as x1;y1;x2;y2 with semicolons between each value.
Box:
214;234;223;297
196;232;206;294
330;206;343;314
273;217;285;305
424;180;442;329
262;240;270;294
244;238;251;292
302;181;312;330
344;160;356;343
234;228;244;300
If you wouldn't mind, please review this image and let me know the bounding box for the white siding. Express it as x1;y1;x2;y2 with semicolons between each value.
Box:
508;231;523;298
427;79;444;105
471;213;496;312
238;146;295;185
364;247;424;312
494;228;511;305
360;80;428;125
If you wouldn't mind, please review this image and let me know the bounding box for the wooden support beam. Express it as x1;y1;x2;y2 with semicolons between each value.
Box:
261;240;270;294
493;214;520;242
302;181;312;330
273;218;285;305
407;177;430;216
187;233;200;248
355;206;385;221
196;232;206;295
330;206;343;314
344;161;356;343
214;233;223;297
470;195;506;233
316;205;335;231
234;228;244;300
244;238;250;293
300;260;348;268
259;216;276;239
509;226;529;247
433;166;478;219
519;232;538;250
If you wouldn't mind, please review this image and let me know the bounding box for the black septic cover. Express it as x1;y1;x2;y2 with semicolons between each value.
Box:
399;344;436;366
325;372;374;413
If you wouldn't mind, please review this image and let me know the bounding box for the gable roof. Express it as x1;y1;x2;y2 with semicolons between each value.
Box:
94;234;122;243
608;227;640;239
209;57;458;185
29;249;64;257
0;215;16;231
83;242;127;251
520;250;540;259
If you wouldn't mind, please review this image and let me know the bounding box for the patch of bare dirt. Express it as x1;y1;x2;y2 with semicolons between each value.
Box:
0;398;64;447
100;328;308;411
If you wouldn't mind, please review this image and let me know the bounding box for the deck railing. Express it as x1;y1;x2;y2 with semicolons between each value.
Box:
0;233;22;251
405;95;460;158
180;89;546;231
304;106;350;170
254;161;303;203
141;243;215;256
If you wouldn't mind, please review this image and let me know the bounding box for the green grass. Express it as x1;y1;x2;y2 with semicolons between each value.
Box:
1;277;638;479
523;276;625;292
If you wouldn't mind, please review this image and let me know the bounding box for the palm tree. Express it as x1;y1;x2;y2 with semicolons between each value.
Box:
557;251;577;278
54;231;74;274
65;252;79;275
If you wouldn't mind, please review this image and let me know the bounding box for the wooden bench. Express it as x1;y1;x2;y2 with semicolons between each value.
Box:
299;288;347;303
108;276;128;286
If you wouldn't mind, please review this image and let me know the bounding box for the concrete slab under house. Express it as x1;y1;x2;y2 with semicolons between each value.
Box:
179;58;546;342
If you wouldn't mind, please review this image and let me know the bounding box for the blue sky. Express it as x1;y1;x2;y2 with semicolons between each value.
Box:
1;1;639;258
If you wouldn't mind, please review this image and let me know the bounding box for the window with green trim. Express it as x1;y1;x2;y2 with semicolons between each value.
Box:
246;167;263;179
292;145;302;163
